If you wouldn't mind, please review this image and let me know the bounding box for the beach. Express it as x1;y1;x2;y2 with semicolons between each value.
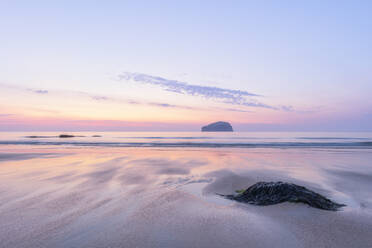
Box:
1;133;372;248
3;1;372;246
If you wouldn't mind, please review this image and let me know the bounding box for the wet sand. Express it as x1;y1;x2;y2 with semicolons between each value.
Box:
0;145;371;248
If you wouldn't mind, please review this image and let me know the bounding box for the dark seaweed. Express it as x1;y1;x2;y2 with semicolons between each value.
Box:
220;181;345;211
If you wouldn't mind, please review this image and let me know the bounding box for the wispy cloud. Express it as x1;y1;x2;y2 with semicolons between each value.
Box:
280;105;294;112
28;89;48;94
146;102;197;110
0;84;49;95
85;92;196;110
91;95;109;101
118;72;276;109
0;82;255;113
222;108;253;113
88;93;250;112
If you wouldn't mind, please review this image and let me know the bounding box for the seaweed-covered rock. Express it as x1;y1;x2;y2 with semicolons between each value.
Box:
220;181;345;211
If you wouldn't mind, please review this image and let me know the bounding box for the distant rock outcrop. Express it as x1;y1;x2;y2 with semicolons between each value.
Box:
219;181;345;211
59;134;76;138
26;134;85;138
201;121;233;132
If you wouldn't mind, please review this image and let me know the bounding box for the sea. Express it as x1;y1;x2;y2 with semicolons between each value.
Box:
1;131;372;148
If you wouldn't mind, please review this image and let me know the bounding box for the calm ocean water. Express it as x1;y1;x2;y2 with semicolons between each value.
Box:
0;132;372;148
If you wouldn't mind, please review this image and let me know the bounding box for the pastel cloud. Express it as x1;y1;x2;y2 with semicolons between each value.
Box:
118;72;276;109
28;89;49;94
280;105;294;112
0;83;251;114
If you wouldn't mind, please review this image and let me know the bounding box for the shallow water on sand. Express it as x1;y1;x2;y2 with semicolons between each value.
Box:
0;145;372;248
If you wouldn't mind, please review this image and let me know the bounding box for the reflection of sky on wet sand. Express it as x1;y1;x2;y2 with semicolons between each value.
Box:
1;146;372;247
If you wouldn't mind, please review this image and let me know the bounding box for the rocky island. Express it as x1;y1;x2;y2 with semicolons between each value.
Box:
201;121;233;132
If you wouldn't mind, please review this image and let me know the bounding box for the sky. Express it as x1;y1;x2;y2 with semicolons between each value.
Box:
1;0;371;131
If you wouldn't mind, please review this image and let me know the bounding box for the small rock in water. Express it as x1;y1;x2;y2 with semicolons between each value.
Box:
59;134;75;138
25;135;54;138
220;181;345;211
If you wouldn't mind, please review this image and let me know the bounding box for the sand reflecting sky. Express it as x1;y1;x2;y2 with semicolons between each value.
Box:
1;145;372;247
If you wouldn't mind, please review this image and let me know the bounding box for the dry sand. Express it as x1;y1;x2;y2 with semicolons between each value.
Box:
0;146;371;248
